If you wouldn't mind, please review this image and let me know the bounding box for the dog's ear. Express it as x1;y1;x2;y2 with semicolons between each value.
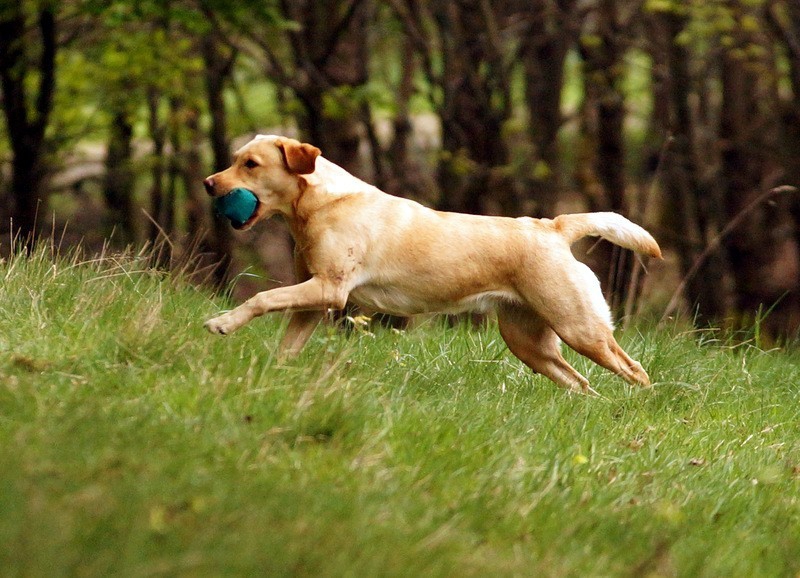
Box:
276;138;321;175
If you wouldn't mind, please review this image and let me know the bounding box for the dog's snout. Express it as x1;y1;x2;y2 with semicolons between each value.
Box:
203;177;216;196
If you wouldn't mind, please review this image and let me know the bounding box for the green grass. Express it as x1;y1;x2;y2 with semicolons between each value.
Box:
1;246;800;577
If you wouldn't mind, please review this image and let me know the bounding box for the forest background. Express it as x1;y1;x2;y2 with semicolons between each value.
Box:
2;0;800;339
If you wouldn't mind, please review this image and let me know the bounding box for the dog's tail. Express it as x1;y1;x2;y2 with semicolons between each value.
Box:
553;212;662;259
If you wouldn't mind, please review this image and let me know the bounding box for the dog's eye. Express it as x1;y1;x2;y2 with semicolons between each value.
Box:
244;159;258;169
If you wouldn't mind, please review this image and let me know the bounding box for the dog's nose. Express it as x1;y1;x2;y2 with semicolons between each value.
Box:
203;177;215;196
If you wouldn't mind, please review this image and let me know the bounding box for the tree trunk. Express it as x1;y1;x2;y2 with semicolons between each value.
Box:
201;27;234;286
0;4;57;244
163;98;183;239
182;106;208;239
103;110;137;244
383;33;418;197
769;0;800;334
648;9;729;323
519;0;576;217
578;0;635;315
434;0;513;216
720;44;800;339
289;0;369;176
147;88;167;245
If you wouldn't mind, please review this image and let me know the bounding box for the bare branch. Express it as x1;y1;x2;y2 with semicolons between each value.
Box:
660;186;798;323
314;0;364;69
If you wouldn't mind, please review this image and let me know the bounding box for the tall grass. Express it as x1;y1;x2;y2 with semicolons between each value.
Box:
1;245;799;577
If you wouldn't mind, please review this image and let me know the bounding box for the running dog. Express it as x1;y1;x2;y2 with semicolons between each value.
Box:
203;135;662;393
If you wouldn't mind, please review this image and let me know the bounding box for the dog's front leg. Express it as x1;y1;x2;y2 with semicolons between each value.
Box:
278;310;325;358
276;252;325;357
204;277;347;335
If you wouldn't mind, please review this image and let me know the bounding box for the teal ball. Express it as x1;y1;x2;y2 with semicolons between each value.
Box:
214;188;258;228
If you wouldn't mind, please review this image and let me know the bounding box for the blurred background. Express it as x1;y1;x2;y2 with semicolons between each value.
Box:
1;0;799;338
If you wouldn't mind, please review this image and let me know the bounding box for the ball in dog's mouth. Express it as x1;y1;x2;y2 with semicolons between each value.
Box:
214;188;258;229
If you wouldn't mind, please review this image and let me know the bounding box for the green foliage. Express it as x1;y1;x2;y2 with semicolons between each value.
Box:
224;75;283;135
80;0;282;33
645;0;771;61
1;247;800;576
81;4;204;113
323;82;396;120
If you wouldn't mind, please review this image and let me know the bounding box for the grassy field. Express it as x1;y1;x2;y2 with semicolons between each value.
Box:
1;246;799;577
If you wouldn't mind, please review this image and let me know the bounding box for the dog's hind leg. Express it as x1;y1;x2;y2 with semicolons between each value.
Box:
497;304;594;394
278;310;325;359
556;325;651;387
514;259;650;388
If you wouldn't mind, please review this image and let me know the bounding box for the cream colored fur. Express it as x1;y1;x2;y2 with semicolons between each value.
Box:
203;135;662;393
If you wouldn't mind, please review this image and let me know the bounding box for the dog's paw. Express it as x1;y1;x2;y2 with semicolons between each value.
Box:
204;314;238;335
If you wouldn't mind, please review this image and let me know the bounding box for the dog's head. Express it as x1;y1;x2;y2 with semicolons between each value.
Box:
203;135;321;230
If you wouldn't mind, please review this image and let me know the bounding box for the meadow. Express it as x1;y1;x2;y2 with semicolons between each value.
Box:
1;246;799;577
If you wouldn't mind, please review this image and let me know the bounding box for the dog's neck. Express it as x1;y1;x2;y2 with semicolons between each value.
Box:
285;155;380;230
310;156;376;194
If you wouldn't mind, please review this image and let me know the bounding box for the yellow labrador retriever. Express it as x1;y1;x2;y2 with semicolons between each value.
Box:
203;135;662;393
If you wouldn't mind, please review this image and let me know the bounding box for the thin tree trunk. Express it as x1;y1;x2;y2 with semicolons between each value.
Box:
650;9;729;323
435;0;512;216
103;109;137;244
0;4;57;244
719;45;800;339
579;0;634;315
384;33;417;197
147;88;167;244
182;106;208;238
520;0;576;217
164;98;183;239
201;28;234;286
285;0;368;176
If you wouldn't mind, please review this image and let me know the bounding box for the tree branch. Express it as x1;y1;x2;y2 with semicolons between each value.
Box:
660;186;798;323
386;0;440;92
314;0;364;69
